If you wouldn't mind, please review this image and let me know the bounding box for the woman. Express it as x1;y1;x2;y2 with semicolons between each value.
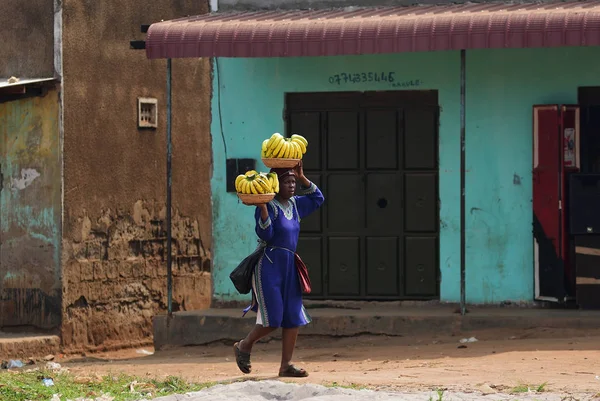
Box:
234;161;324;377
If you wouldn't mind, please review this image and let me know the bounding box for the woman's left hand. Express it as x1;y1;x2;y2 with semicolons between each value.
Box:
294;160;310;187
294;160;305;179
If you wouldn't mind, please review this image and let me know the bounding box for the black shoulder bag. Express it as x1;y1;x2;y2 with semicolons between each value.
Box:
229;242;266;294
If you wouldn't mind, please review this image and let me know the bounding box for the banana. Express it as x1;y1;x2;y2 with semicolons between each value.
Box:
265;177;274;193
265;135;279;157
291;134;308;148
283;140;292;158
249;179;259;194
292;138;306;154
267;172;279;193
255;176;271;193
262;176;272;193
277;140;288;158
241;179;250;194
290;141;301;159
262;139;269;157
256;178;266;194
235;175;245;192
269;132;282;143
264;143;272;158
267;134;283;153
245;170;257;177
272;137;285;158
260;173;271;185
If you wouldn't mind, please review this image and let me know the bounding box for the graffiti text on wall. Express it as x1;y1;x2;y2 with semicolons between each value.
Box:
328;72;422;88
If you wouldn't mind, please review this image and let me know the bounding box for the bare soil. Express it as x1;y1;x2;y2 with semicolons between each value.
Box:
62;327;600;395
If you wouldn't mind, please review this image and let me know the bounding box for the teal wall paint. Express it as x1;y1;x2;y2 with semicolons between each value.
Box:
210;47;600;304
0;88;62;328
462;47;597;303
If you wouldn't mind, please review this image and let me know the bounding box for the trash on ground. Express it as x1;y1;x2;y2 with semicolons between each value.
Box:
5;359;24;369
42;378;55;387
136;349;154;356
46;362;62;371
459;337;478;343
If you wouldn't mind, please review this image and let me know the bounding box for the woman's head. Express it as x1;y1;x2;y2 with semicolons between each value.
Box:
271;168;296;200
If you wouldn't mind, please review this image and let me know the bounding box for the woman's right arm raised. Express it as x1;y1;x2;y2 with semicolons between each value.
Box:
254;203;274;242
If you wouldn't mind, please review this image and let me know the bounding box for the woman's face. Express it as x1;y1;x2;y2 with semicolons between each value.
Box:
279;175;296;200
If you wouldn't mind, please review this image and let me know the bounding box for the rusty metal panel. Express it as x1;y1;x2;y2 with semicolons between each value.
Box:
146;1;600;59
0;88;61;329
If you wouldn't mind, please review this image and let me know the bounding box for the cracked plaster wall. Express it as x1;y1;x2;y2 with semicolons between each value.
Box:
60;0;212;351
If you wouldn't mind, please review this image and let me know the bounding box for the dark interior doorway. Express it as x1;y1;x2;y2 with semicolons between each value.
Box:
578;88;600;174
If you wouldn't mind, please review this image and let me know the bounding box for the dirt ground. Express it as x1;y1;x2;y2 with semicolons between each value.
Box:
63;327;600;396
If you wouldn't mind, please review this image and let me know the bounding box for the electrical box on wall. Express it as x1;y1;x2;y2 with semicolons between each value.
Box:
226;158;256;192
138;97;158;129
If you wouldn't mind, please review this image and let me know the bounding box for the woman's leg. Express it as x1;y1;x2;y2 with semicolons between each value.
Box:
278;327;307;377
280;326;299;370
234;325;277;374
239;325;277;353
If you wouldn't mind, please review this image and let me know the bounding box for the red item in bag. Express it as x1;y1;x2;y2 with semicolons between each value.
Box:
294;253;311;294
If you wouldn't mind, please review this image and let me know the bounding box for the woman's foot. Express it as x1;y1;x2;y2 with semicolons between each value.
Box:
233;341;252;374
278;364;308;377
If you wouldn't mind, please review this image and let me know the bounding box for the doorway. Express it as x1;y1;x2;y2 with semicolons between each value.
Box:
286;91;440;300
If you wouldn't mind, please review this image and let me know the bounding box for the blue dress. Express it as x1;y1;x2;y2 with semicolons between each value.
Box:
243;182;324;328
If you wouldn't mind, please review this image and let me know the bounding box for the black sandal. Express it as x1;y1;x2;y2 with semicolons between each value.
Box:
233;341;252;374
279;364;308;378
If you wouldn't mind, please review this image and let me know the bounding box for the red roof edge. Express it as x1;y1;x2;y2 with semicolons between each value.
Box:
145;3;600;59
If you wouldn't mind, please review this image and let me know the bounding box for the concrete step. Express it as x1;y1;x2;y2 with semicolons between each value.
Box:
152;305;600;350
0;332;60;360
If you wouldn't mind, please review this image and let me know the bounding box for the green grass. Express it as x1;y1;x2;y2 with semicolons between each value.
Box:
511;382;548;394
0;370;215;401
323;381;366;390
428;389;444;401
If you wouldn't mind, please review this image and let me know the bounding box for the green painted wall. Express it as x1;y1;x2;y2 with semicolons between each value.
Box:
210;47;600;304
0;88;62;328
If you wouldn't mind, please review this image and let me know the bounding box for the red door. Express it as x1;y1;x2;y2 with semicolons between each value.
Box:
561;105;580;295
533;105;566;301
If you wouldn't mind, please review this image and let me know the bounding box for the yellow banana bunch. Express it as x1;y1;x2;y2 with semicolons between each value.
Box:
266;172;280;193
261;133;308;159
235;171;277;194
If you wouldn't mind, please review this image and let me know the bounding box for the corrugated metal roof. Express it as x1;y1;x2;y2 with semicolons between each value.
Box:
146;1;600;59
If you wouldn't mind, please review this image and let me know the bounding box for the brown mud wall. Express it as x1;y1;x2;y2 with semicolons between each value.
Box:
61;0;212;352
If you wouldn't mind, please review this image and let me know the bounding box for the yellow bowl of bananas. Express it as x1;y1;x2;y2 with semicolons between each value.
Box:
261;133;307;169
235;170;279;205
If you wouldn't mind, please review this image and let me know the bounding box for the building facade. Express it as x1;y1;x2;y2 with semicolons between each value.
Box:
1;0;213;352
146;0;600;309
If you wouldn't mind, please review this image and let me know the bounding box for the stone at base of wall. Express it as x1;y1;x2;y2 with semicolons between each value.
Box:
0;332;60;360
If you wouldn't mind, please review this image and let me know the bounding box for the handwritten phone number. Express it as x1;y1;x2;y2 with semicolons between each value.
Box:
328;72;395;85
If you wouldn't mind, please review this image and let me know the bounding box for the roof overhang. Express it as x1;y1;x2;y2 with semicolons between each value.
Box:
0;77;57;96
146;1;600;59
0;77;56;89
